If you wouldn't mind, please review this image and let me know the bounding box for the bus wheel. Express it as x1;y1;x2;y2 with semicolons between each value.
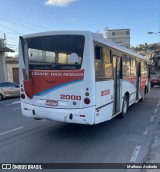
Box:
120;95;128;118
0;94;3;101
34;118;41;120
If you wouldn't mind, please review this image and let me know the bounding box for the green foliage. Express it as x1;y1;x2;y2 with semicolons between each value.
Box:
133;43;159;52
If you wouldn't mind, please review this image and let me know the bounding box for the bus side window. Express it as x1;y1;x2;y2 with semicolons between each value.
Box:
103;47;112;79
95;45;105;79
131;57;136;77
123;55;131;77
95;46;101;61
95;45;112;80
141;61;146;76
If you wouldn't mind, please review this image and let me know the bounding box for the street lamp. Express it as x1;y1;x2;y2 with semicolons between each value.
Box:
148;31;160;36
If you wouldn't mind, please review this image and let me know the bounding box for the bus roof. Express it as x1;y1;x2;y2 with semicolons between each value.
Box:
92;33;147;62
22;30;147;62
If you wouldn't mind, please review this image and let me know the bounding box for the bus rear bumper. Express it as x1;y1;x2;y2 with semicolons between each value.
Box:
21;101;95;125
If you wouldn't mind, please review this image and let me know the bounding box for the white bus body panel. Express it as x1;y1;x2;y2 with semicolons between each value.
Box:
19;31;97;124
19;31;150;125
21;101;95;124
95;80;114;124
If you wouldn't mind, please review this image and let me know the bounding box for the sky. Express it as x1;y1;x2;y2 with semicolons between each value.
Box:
0;0;160;56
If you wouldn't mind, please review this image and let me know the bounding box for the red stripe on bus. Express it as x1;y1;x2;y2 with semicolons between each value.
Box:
22;69;84;98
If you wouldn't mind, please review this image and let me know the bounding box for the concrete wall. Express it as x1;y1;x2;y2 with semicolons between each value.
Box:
0;52;8;82
7;63;19;83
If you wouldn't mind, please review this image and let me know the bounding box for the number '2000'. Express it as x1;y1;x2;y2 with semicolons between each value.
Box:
60;94;81;100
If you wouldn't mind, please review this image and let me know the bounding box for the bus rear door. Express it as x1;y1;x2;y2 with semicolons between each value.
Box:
113;56;121;115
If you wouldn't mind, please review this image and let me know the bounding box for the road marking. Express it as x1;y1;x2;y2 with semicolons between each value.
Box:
130;146;141;162
4;104;12;106
154;109;157;114
143;127;150;136
150;116;155;122
0;127;23;136
12;101;20;104
4;101;20;106
13;107;21;110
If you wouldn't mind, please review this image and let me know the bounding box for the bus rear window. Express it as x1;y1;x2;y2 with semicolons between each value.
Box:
27;35;85;70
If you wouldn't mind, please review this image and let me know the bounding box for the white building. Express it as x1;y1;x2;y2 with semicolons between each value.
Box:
105;29;130;48
0;38;14;82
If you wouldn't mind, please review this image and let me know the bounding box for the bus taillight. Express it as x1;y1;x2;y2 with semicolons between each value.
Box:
84;98;90;104
21;93;25;99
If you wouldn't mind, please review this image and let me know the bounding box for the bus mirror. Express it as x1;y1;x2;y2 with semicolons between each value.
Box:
69;53;78;64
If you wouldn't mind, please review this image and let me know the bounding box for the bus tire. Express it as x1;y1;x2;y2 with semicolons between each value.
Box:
34;118;41;120
120;95;128;118
0;94;3;101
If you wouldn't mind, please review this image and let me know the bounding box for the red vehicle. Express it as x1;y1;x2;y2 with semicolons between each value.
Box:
150;75;160;87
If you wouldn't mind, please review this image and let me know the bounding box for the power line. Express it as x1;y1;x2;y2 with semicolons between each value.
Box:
6;37;18;41
24;0;68;23
16;0;71;27
6;41;18;44
0;31;20;35
0;17;44;32
0;12;48;31
0;18;40;32
6;36;18;39
0;23;23;35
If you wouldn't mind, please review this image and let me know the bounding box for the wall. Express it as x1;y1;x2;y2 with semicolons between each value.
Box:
7;63;19;84
0;52;8;82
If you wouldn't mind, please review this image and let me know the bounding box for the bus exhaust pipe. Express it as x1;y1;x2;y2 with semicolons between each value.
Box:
69;113;73;120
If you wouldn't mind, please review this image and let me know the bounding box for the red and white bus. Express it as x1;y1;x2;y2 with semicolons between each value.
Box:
19;31;150;124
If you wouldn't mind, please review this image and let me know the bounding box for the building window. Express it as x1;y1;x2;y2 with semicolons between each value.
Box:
126;31;130;35
112;32;116;36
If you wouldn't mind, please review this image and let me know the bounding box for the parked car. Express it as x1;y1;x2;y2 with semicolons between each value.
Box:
150;75;160;87
150;69;156;75
0;82;20;100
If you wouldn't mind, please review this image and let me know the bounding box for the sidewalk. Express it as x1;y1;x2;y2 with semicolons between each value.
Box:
144;99;160;172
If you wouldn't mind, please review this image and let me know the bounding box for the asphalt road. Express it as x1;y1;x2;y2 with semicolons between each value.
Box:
0;87;160;172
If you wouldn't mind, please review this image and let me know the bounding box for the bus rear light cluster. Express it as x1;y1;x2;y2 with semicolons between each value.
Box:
21;93;25;99
84;98;90;104
84;88;90;104
85;92;89;96
21;85;25;99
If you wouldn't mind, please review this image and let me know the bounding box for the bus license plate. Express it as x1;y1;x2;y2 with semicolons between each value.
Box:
45;100;58;106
